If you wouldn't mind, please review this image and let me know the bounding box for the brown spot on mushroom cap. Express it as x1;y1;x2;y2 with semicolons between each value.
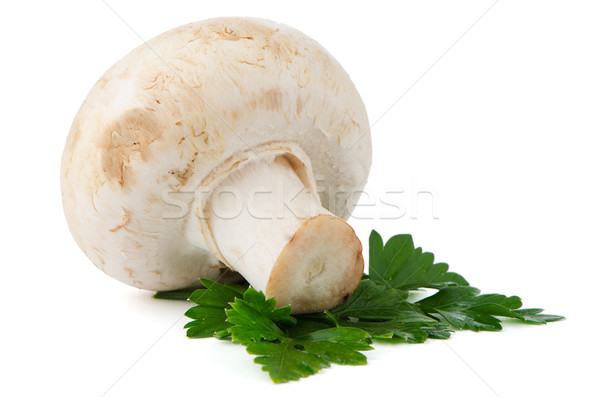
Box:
198;18;277;43
239;60;265;68
109;210;131;232
168;151;200;185
215;27;254;41
249;88;282;112
100;109;162;188
296;96;304;116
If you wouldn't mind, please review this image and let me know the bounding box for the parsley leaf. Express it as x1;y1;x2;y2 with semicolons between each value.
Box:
511;308;565;324
226;289;372;383
324;279;451;341
337;315;451;342
416;286;564;331
369;230;468;290
330;279;408;320
183;279;243;338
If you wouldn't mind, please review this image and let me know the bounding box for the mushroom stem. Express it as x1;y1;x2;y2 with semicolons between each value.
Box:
205;156;364;313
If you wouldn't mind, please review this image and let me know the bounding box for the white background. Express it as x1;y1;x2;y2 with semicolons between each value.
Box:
1;1;598;396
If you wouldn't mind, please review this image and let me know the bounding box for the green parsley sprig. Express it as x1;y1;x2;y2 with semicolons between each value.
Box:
154;230;563;383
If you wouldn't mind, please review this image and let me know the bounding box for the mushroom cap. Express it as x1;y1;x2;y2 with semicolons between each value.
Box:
61;17;372;291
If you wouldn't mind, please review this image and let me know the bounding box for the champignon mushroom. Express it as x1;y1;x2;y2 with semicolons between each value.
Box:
60;17;372;313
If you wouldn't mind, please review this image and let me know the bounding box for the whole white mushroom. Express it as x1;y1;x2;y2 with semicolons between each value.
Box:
61;17;372;313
